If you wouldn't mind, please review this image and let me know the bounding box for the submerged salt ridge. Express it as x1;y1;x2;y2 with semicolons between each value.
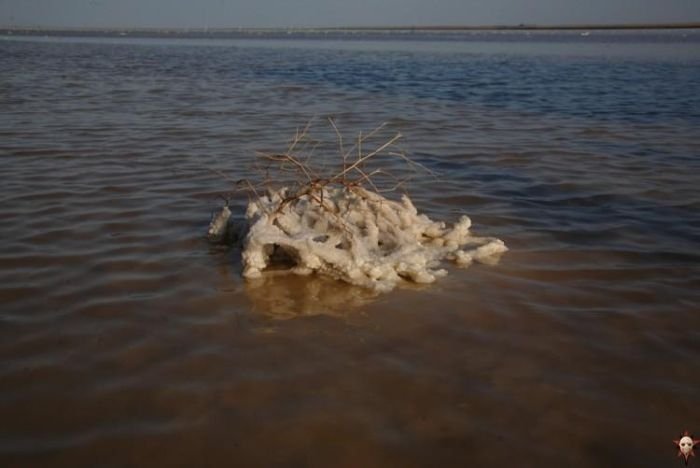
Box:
232;185;507;292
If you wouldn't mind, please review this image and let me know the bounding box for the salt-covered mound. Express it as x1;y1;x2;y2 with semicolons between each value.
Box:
208;121;507;292
239;185;507;292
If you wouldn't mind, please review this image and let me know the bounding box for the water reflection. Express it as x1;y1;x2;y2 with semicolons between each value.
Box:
244;272;380;319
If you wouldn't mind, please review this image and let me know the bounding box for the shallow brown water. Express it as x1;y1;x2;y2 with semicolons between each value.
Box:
1;34;699;467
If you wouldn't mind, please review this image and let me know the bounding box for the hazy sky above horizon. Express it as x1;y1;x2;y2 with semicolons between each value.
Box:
1;0;700;28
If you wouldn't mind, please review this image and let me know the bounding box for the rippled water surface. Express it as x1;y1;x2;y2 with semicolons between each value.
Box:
1;33;699;467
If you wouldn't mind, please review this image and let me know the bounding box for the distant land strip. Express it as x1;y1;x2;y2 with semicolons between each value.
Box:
2;23;700;38
332;22;699;30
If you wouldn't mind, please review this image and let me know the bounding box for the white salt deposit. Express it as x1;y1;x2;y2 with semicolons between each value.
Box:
207;205;231;241
239;185;507;292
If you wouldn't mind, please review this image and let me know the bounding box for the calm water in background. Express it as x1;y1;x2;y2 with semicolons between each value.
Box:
1;32;699;467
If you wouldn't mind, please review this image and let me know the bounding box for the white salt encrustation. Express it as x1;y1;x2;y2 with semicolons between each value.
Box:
207;204;231;242
239;185;506;292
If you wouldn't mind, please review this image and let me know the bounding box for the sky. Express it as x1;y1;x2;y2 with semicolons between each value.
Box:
1;0;700;29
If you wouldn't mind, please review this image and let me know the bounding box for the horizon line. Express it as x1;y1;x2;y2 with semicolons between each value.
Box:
3;22;700;32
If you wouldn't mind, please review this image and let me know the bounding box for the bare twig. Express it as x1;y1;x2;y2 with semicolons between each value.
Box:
328;132;403;184
328;117;345;182
211;120;432;222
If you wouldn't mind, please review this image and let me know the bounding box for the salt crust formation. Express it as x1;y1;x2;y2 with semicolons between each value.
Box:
207;205;231;242
238;185;507;292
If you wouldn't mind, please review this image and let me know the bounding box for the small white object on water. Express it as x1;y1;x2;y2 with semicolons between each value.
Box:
207;205;231;241
240;186;507;292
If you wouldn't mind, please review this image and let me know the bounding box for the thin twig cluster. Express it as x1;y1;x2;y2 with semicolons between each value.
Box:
227;118;433;217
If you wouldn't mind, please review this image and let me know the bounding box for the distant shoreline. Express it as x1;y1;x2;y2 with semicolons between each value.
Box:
2;23;700;39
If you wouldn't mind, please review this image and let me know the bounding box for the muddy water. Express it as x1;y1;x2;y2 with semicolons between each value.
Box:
1;33;699;467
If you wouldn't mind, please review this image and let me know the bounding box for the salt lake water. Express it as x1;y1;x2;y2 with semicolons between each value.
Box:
1;31;699;466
